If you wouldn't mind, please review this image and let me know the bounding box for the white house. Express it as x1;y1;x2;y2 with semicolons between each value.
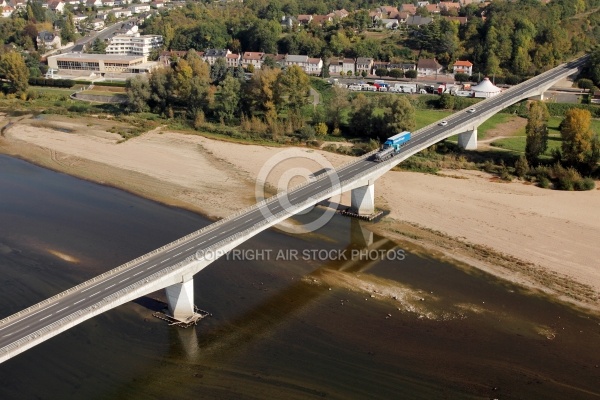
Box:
129;4;150;13
1;5;14;17
417;58;442;76
37;31;61;49
241;51;264;69
452;60;473;76
105;33;163;61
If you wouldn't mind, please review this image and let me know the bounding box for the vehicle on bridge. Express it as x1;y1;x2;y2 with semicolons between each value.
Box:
372;131;411;162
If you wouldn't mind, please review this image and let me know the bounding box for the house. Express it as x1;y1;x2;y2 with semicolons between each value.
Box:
417;58;442;76
285;54;309;70
379;18;399;29
101;0;115;6
110;8;133;18
311;15;332;26
452;60;473;76
285;54;323;75
342;58;355;75
405;15;432;27
356;57;374;75
158;50;187;66
91;18;105;30
9;0;26;10
225;53;240;68
440;1;461;12
306;57;323;75
426;3;440;14
297;14;312;25
443;16;468;24
417;1;429;6
203;49;231;65
151;0;164;8
105;33;163;61
241;51;264;69
327;9;349;19
328;57;355;76
328;58;344;75
73;13;88;24
400;3;417;14
86;0;102;7
280;16;296;30
1;5;14;17
37;31;61;49
129;4;150;13
48;0;65;12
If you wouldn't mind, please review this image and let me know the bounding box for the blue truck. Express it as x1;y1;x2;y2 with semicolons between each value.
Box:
372;131;411;162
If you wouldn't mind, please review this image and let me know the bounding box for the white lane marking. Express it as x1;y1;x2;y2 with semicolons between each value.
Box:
40;315;52;321
174;252;182;256
56;307;69;313
74;299;84;305
119;278;128;283
3;325;30;337
105;284;115;290
134;271;143;276
90;291;101;297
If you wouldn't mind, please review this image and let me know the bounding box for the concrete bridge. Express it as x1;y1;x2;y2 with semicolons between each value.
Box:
0;55;588;364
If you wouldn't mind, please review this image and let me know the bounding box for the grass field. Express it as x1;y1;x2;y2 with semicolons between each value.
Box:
414;109;453;130
477;113;516;139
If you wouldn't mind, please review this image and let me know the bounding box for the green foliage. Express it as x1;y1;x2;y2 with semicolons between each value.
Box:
525;101;549;163
89;38;107;54
28;78;75;88
438;93;455;110
0;52;29;95
405;70;417;79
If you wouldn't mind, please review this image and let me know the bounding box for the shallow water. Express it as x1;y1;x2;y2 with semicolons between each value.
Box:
0;154;598;399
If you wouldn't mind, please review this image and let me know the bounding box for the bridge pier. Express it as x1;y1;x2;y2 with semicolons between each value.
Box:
458;128;478;150
529;93;544;101
350;181;375;216
165;278;195;322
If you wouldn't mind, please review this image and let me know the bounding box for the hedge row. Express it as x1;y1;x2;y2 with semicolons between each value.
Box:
28;78;75;88
73;80;126;87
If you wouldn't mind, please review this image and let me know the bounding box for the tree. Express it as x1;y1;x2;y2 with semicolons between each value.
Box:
405;69;417;79
375;68;388;77
326;85;349;131
210;57;229;85
438;93;454;110
89;38;106;54
561;108;594;165
125;76;151;113
514;155;530;178
276;65;309;113
525;101;550;163
454;72;470;82
60;11;77;44
381;96;416;140
215;75;241;124
590;48;600;87
0;52;29;95
388;69;403;78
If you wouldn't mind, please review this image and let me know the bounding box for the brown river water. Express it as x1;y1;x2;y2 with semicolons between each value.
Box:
0;154;599;399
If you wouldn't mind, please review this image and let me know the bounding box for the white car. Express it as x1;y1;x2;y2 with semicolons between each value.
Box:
439;120;448;126
467;108;476;113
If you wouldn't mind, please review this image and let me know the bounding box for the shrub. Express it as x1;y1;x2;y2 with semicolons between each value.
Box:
577;178;596;190
538;176;551;188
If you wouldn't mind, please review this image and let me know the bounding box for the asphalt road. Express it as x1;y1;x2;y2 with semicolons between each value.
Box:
0;55;589;361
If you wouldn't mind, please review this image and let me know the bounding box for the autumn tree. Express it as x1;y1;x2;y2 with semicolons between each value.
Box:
276;65;309;130
380;96;416;140
215;75;241;124
0;52;29;95
125;76;151;113
60;10;77;44
243;67;281;125
326;85;349;132
560;108;594;165
525;101;550;163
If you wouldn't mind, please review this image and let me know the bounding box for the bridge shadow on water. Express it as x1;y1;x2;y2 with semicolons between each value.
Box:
162;218;397;361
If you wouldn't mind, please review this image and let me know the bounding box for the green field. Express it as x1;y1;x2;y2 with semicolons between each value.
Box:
414;109;453;130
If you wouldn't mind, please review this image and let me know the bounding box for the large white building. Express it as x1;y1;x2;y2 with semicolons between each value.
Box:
105;33;163;61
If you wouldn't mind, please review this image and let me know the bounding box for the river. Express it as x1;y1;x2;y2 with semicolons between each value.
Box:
0;154;598;399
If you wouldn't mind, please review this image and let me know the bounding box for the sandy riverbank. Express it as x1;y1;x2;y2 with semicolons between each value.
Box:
1;113;598;311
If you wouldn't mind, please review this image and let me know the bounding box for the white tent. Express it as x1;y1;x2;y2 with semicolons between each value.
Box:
471;77;502;98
